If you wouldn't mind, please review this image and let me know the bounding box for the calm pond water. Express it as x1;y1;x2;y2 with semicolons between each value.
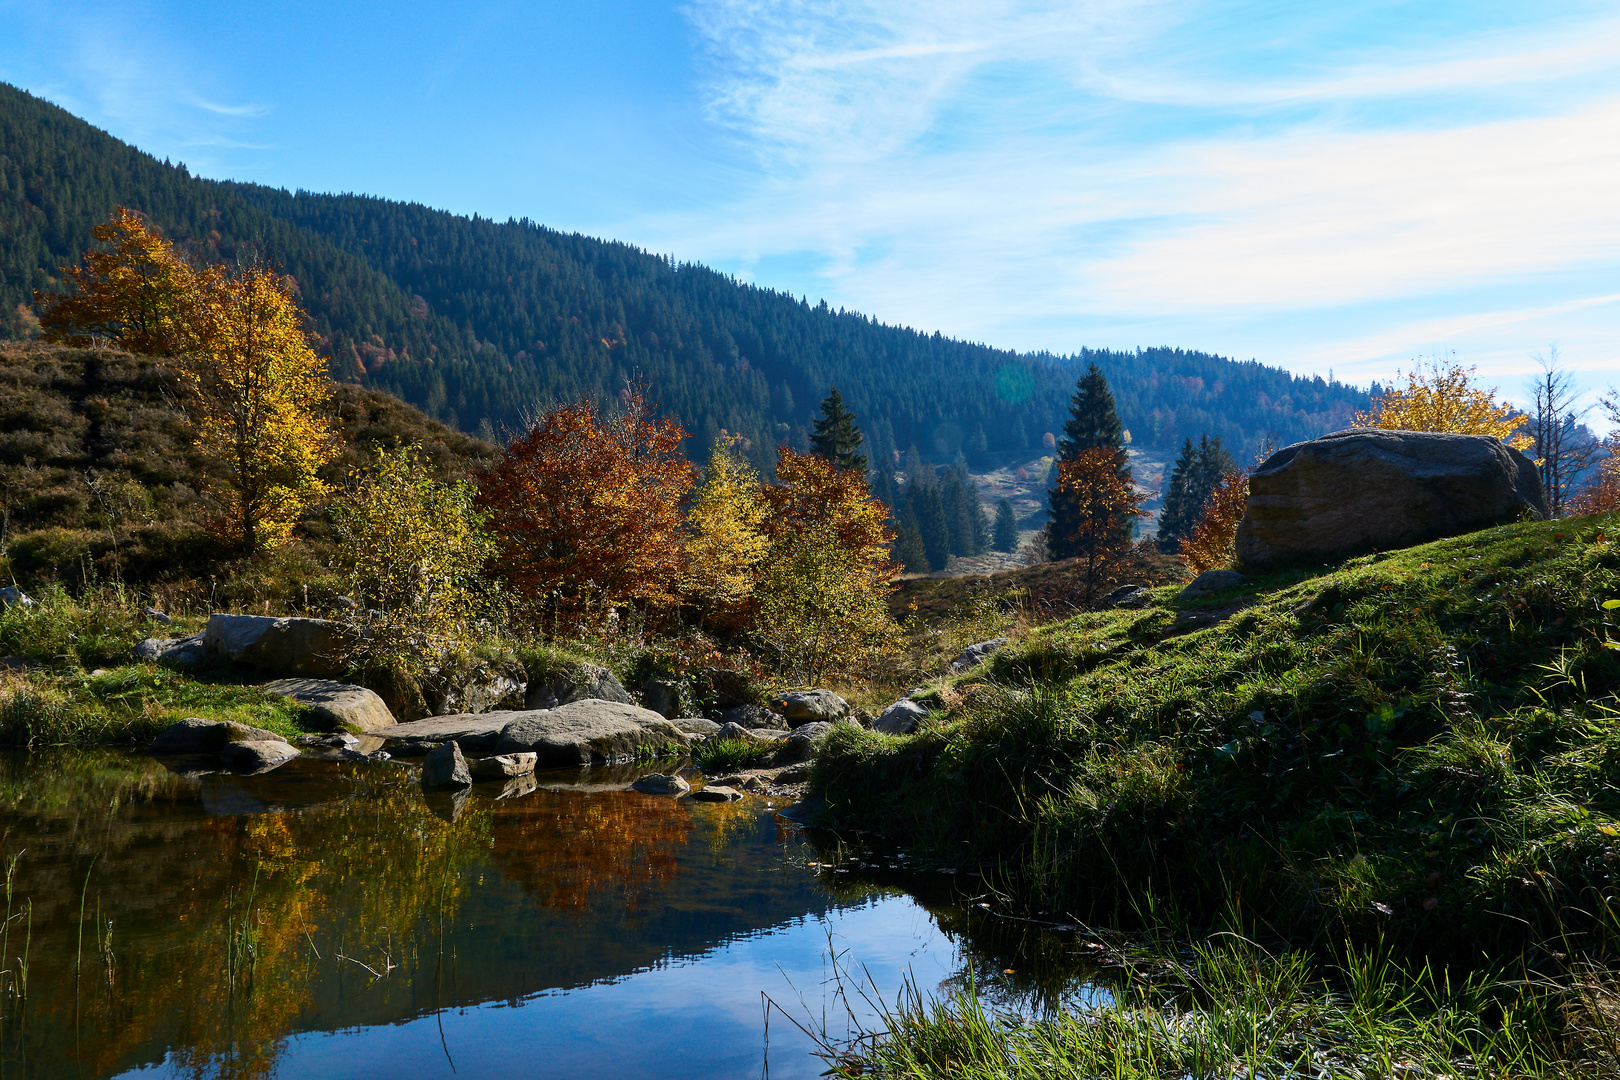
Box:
0;749;1098;1079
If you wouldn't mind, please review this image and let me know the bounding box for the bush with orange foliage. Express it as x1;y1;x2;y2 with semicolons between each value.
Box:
1052;446;1146;608
475;387;695;632
1569;441;1620;516
1180;470;1250;573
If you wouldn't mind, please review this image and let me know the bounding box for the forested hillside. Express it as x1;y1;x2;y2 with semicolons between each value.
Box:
0;81;1370;470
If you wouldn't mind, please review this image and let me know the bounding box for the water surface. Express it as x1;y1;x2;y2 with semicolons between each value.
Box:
0;750;1095;1079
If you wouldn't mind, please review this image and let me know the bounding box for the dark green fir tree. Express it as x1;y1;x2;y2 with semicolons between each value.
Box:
809;387;867;474
1047;362;1133;559
993;497;1018;552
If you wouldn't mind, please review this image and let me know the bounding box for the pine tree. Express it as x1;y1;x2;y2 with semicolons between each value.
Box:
809;387;867;474
1156;438;1197;550
892;506;929;572
1047;363;1133;560
993;498;1018;552
968;423;989;464
907;479;950;571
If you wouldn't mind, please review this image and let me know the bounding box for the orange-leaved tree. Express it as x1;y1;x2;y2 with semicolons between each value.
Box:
179;264;337;550
35;207;196;354
476;386;696;632
1052;446;1146;608
1180;470;1250;573
1354;358;1529;447
681;438;770;631
752;447;898;683
37;208;336;551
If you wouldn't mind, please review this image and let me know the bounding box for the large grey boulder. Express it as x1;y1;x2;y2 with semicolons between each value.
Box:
421;741;473;789
770;690;849;723
1235;429;1546;568
203;615;347;678
493;699;689;765
949;638;1008;673
670;717;722;738
372;712;520;754
525;663;632;709
261;677;395;733
150;718;284;754
219;739;300;774
134;633;207;669
875;699;928;736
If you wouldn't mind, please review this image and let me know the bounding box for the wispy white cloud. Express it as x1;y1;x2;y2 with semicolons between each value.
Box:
651;0;1620;403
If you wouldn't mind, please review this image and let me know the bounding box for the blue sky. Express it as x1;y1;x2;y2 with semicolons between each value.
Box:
5;0;1618;419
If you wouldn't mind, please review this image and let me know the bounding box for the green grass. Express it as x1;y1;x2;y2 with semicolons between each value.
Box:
812;936;1607;1078
812;513;1620;961
694;736;773;773
0;665;315;747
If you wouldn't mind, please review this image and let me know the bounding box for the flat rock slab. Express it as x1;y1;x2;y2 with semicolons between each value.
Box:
372;712;523;753
261;677;396;733
690;785;742;802
495;700;689;765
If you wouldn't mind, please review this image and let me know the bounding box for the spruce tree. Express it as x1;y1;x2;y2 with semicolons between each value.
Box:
892;505;929;572
993;498;1018;552
1047;363;1133;560
907;479;951;571
1157;437;1197;550
809;387;867;474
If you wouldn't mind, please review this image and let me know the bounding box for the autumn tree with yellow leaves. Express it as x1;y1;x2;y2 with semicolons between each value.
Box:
36;208;337;551
332;444;495;671
1354;358;1528;446
178;264;337;550
681;438;770;631
35;207;196;353
754;447;898;683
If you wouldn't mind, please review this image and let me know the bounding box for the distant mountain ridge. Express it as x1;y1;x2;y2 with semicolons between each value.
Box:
0;81;1370;470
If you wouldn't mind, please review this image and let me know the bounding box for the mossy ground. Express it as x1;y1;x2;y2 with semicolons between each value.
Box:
814;513;1620;962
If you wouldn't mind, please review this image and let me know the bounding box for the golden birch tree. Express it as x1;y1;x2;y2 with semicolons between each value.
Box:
682;439;770;630
178;265;337;551
1355;358;1529;446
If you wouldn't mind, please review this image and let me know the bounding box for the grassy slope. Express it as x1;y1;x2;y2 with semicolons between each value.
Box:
816;514;1620;958
0;341;497;595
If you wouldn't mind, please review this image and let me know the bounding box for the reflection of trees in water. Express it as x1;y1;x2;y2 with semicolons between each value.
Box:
0;750;489;1080
487;792;694;915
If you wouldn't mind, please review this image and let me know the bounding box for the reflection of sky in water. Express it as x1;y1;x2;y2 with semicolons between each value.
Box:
125;898;959;1080
2;751;1104;1080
